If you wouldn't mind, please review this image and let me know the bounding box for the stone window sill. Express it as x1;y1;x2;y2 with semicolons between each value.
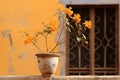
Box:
0;76;120;80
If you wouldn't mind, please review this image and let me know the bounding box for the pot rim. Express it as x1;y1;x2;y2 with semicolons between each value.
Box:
35;53;60;57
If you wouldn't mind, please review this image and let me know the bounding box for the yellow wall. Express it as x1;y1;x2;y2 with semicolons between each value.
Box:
0;0;61;76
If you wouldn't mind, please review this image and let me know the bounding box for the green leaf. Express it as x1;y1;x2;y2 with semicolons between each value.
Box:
66;21;70;25
81;34;86;40
35;34;39;37
68;28;71;32
65;25;71;32
47;30;52;34
53;12;58;16
70;25;74;29
76;36;81;42
58;12;65;19
84;41;88;45
47;27;51;29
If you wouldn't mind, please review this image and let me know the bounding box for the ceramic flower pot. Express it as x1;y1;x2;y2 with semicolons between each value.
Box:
36;53;60;76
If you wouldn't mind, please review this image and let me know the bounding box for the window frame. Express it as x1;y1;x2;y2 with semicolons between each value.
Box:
65;5;119;75
57;0;120;76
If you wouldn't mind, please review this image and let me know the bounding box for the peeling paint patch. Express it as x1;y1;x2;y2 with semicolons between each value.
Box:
18;53;27;59
1;29;14;75
2;29;12;46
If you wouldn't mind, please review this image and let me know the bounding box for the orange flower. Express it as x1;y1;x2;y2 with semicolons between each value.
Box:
19;28;28;33
57;3;65;11
49;20;57;27
49;20;58;32
84;20;92;29
64;7;73;16
73;13;81;24
58;3;73;17
24;36;35;45
50;27;57;32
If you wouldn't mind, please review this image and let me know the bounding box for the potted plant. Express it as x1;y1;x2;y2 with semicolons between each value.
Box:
20;3;92;76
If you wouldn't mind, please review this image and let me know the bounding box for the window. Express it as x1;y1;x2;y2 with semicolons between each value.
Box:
66;5;119;75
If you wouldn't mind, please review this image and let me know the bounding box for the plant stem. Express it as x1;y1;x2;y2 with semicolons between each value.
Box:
45;34;48;53
49;22;65;53
49;43;59;53
32;42;43;53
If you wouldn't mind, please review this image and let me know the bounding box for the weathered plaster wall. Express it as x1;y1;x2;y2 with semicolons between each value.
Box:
0;0;60;76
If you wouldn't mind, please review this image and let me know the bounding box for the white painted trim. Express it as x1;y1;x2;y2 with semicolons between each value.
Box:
56;15;67;76
60;0;120;5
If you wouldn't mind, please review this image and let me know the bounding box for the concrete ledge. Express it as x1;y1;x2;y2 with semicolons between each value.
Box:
0;76;120;80
52;76;120;80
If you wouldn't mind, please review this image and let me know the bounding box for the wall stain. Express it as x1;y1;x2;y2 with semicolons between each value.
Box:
2;29;14;75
